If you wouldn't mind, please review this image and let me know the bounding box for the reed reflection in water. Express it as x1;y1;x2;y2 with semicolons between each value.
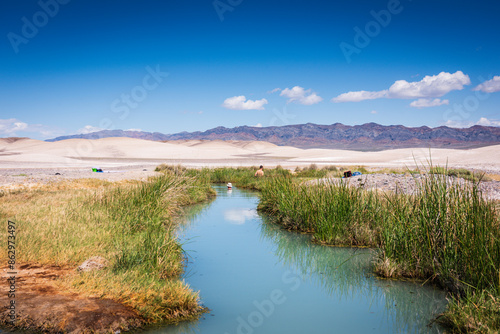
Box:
259;215;448;333
152;185;447;334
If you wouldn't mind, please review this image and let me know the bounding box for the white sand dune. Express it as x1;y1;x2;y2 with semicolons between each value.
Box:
0;137;499;171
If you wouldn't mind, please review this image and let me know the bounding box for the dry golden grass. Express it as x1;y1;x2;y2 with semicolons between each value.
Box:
0;174;214;323
485;173;500;181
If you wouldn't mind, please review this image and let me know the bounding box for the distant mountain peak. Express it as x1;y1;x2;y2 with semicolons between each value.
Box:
46;123;500;151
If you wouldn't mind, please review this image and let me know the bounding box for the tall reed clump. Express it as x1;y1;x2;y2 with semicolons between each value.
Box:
378;172;499;293
0;173;215;323
258;177;383;246
101;175;199;277
258;168;500;332
377;171;500;332
260;171;499;293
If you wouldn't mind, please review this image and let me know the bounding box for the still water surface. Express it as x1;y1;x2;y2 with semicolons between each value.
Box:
152;185;447;334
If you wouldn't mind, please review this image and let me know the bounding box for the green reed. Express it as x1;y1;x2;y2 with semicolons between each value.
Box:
380;172;499;293
259;171;499;290
257;167;500;332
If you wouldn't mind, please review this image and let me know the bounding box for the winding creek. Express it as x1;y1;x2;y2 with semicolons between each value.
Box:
152;185;448;334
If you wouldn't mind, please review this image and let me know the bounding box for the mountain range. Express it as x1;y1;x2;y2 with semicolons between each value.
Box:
46;123;500;151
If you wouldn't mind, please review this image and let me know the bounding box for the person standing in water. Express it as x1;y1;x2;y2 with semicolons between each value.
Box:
255;165;264;177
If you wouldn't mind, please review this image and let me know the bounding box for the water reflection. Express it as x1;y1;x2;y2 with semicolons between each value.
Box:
177;197;216;233
224;208;258;225
151;185;447;334
258;215;447;333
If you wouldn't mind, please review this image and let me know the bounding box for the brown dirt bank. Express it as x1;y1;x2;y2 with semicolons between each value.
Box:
0;264;143;333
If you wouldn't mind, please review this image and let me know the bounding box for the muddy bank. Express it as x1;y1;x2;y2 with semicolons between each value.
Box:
0;264;143;333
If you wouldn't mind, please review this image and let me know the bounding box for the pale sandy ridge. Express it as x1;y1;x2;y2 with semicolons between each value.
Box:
0;137;499;173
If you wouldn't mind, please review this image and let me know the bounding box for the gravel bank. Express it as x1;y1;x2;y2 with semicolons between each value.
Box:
0;165;160;191
2;166;499;201
321;173;500;201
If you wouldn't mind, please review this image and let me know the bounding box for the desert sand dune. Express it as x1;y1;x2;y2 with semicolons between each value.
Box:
170;140;204;146
230;140;279;151
0;137;498;172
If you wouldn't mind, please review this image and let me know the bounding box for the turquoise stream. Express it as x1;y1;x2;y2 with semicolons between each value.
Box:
151;185;447;334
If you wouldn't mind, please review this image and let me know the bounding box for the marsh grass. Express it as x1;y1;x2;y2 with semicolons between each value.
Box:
294;164;336;178
379;172;499;292
155;164;187;175
258;177;383;246
257;167;500;332
437;290;500;333
7;164;495;330
183;166;292;190
0;173;215;323
293;164;373;178
430;166;489;182
60;268;201;322
379;172;500;333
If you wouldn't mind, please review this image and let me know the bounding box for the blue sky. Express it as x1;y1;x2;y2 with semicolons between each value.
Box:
1;0;500;140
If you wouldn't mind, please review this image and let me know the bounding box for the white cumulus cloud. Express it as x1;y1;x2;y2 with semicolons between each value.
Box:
0;118;62;138
443;117;500;128
0;119;28;134
443;119;473;128
476;117;500;127
473;76;500;93
222;96;268;110
77;125;104;134
224;208;258;225
332;90;388;102
387;71;470;99
333;71;470;103
410;98;449;108
280;86;323;105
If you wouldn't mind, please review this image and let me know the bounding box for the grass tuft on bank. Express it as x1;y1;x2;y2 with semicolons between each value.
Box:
429;166;489;182
0;173;215;324
437;290;500;333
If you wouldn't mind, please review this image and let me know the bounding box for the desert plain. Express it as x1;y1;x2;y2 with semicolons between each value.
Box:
1;136;500;178
1;136;499;199
1;136;499;332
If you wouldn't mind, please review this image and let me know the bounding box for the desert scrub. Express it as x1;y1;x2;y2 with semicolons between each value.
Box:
0;173;215;323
